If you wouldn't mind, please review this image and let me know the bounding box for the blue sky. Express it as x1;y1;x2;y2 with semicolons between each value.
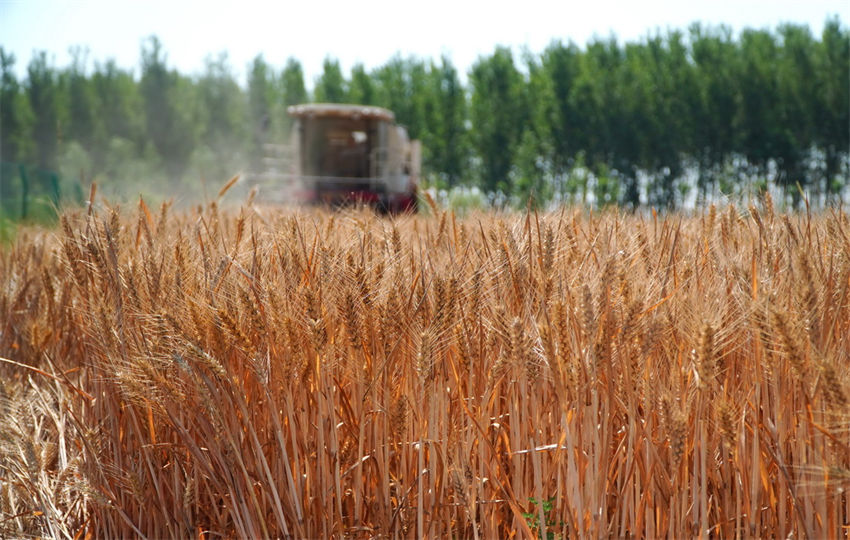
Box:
1;0;847;86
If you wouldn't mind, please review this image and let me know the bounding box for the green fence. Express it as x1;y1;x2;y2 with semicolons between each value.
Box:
0;162;84;223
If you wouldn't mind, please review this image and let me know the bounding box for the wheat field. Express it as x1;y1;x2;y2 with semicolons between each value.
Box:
1;191;850;538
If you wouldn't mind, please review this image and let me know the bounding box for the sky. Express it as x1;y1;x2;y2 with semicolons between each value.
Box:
1;0;847;87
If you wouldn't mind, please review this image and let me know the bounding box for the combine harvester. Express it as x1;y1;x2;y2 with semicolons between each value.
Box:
261;103;420;213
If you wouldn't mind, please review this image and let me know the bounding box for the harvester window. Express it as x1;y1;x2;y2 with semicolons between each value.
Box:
303;118;373;179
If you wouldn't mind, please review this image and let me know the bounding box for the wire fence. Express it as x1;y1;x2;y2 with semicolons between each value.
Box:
0;162;84;223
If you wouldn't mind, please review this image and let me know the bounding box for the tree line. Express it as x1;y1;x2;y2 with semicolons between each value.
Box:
1;18;847;209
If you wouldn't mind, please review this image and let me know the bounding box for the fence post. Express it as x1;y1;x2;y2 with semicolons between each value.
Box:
50;173;60;208
19;164;29;220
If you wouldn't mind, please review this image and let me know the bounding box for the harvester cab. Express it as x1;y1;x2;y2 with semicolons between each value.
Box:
285;103;420;212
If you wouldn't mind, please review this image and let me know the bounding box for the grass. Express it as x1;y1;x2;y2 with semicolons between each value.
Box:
1;190;849;538
0;197;63;246
0;215;15;245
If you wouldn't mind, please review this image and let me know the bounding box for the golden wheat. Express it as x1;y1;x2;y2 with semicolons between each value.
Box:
1;197;849;538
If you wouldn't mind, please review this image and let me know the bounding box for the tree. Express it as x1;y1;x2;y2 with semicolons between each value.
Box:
615;41;649;207
64;47;98;154
469;47;527;194
248;55;273;164
279;57;307;135
736;30;782;193
196;52;247;181
775;24;817;200
89;59;144;184
690;24;738;201
1;25;844;208
26;52;61;170
513;128;551;206
427;56;468;186
515;51;554;205
373;55;428;139
314;57;347;103
814;17;850;200
348;63;376;105
628;32;695;208
280;58;307;107
541;40;582;178
139;36;195;181
567;38;622;205
1;48;33;163
91;59;143;146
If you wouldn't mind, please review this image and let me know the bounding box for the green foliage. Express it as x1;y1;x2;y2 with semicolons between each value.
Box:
428;56;469;186
57;141;92;182
1;20;847;213
248;54;275;167
522;497;562;540
98;137;158;197
140;36;196;181
371;55;427;139
0;215;15;245
1;48;34;163
279;57;307;134
280;58;307;107
469;46;528;194
689;23;738;200
64;47;98;153
513;129;552;208
314;57;347;103
0;161;79;228
347;63;376;105
26;51;62;170
446;186;486;215
90;59;143;175
195;52;247;183
815;17;850;199
593;164;620;208
562;153;591;204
